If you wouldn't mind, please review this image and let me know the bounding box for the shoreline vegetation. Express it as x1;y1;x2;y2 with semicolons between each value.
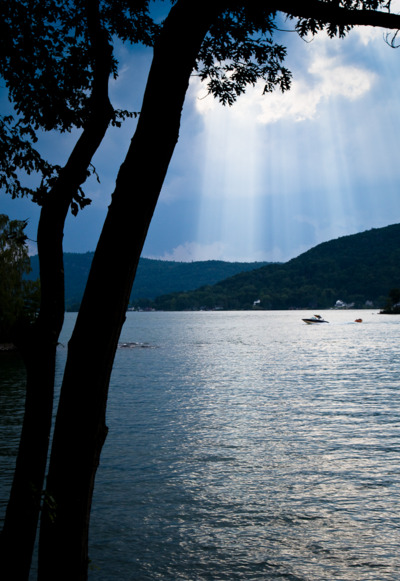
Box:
26;223;400;313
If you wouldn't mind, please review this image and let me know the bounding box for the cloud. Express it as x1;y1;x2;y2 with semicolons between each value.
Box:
151;241;229;262
147;240;295;263
356;26;385;46
27;239;38;257
193;52;376;125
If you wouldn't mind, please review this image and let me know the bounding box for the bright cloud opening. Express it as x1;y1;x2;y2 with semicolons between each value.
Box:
182;32;387;263
193;55;375;125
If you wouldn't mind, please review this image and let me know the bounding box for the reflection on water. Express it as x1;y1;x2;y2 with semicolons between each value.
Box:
1;311;399;580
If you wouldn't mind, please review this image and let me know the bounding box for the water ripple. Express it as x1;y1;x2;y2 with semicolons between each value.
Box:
1;311;399;580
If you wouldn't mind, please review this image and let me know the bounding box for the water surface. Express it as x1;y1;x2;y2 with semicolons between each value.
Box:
1;310;399;580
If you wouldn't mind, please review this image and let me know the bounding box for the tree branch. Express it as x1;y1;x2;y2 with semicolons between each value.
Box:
276;0;400;30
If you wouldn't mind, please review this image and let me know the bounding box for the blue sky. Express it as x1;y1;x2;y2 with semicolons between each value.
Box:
2;6;400;262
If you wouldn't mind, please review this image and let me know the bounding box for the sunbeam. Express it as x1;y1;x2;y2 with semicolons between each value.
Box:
179;27;400;263
194;104;265;261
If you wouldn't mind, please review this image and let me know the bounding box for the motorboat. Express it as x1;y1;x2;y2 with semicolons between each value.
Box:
302;314;329;324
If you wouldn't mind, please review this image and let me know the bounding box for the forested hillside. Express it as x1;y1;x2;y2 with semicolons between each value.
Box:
28;254;269;311
28;223;400;311
153;224;400;311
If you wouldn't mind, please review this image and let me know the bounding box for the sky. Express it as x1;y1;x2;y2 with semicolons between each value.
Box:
2;4;400;263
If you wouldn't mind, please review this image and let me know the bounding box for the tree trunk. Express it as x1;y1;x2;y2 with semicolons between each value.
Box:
0;341;56;581
37;2;227;579
0;2;114;577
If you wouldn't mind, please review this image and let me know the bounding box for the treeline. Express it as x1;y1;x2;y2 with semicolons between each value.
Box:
380;288;400;314
150;224;400;311
28;254;270;311
28;223;400;312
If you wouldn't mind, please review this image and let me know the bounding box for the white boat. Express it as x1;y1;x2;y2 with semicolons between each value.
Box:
302;314;329;324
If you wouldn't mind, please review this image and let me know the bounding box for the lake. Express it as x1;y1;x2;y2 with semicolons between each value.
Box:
1;310;399;580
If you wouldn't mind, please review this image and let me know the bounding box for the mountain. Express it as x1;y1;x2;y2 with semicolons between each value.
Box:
28;254;270;311
153;224;400;311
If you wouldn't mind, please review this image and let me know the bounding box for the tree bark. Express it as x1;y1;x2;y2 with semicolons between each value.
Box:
0;2;114;578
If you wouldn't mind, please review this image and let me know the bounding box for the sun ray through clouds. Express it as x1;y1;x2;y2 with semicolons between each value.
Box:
194;99;265;262
183;25;400;264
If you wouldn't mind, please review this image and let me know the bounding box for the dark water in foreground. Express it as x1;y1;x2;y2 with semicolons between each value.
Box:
1;311;399;580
